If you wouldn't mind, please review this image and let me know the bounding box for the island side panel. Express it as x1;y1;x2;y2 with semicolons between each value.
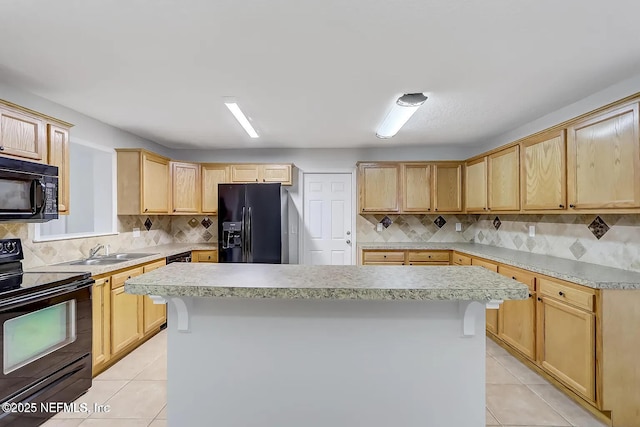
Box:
167;297;486;427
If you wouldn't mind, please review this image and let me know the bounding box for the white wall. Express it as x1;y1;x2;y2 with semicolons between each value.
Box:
470;71;640;156
0;81;175;157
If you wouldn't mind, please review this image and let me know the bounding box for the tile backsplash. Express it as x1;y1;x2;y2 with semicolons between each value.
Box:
357;214;477;243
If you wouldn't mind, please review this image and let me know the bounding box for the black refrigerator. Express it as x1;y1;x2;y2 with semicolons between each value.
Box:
218;183;282;263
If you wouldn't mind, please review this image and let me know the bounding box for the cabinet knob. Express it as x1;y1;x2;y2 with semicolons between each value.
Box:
428;255;431;258
263;178;265;182
512;276;516;280
173;209;176;212
255;179;258;182
0;146;4;151
569;204;575;208
144;208;148;212
427;208;430;211
409;263;412;265
383;255;387;258
208;256;211;259
529;293;532;298
559;204;564;208
435;208;438;211
558;291;564;296
105;279;109;283
537;297;542;301
127;276;131;279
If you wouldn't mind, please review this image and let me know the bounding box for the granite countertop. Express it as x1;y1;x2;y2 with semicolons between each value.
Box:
24;243;217;276
358;242;640;290
125;263;528;301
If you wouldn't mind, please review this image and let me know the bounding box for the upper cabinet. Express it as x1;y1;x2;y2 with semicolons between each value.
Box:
465;157;487;212
0;105;46;162
521;130;566;211
402;163;431;212
358;163;400;213
488;145;520;211
117;149;170;215
229;164;292;185
47;124;71;214
201;164;227;215
433;163;463;212
171;162;200;214
567;102;640;210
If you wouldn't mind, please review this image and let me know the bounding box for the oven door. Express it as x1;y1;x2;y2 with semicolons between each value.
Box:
0;279;92;404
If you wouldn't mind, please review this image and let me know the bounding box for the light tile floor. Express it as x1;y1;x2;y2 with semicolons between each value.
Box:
43;331;607;427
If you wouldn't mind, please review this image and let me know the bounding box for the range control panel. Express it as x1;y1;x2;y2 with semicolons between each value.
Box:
0;239;23;262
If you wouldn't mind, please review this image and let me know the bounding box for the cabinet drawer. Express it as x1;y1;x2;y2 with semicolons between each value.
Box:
407;251;450;263
499;265;536;292
363;262;405;266
539;278;595;312
194;250;217;263
362;251;405;263
471;258;498;272
111;267;144;290
452;252;471;265
407;261;449;266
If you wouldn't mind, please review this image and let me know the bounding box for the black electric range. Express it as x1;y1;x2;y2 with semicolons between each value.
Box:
0;238;94;426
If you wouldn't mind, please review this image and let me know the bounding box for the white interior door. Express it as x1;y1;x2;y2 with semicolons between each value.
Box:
303;173;353;265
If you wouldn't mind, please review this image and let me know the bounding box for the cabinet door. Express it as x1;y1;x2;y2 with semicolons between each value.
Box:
488;146;520;211
522;131;566;210
92;277;111;374
402;163;431;213
110;268;144;356
191;250;218;263
47;124;70;214
142;260;167;335
142;152;170;213
201;164;227;214
359;163;400;212
538;296;595;401
471;258;499;334
499;292;536;360
567;102;640;209
433;163;462;212
465;158;487;212
0;106;46;162
171;162;200;214
230;164;260;183
262;164;291;184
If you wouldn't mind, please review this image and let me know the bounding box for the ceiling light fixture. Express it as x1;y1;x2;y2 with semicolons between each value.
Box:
224;98;259;138
376;93;428;139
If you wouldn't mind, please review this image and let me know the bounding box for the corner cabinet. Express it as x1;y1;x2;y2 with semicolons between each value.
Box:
521;130;567;211
170;161;201;214
116;149;170;215
358;163;400;213
567;101;640;209
465;157;487;212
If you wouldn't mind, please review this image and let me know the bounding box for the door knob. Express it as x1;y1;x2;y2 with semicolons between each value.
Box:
346;240;351;244
346;231;351;235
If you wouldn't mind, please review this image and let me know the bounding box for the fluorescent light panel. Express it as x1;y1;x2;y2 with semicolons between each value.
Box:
376;93;427;139
224;102;259;138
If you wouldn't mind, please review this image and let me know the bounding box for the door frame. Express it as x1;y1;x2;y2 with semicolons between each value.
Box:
299;169;357;265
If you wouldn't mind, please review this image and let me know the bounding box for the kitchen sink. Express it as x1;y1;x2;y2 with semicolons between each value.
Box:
59;253;159;266
108;253;158;260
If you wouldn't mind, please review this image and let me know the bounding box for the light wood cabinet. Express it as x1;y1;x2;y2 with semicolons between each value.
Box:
433;163;463;212
567;102;640;209
471;258;500;335
358;163;400;213
521;130;566;211
116;149;171;215
171;161;200;214
0;105;46;162
465;158;487;212
498;266;536;360
91;277;111;375
488;145;520;211
402;163;431;212
47;124;70;214
362;250;405;265
538;295;595;401
142;260;167;335
201;164;227;214
110;267;144;357
191;250;218;263
230;164;292;185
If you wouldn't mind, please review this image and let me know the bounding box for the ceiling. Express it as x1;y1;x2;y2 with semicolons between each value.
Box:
1;1;640;149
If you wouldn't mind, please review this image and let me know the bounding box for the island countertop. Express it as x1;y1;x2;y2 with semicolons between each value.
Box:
124;263;528;301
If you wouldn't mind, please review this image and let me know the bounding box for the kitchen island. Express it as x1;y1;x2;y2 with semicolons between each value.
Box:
126;263;528;427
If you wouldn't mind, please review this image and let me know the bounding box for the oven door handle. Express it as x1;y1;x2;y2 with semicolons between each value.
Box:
0;278;94;311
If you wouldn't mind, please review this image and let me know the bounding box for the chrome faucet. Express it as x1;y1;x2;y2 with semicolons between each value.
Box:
88;244;105;259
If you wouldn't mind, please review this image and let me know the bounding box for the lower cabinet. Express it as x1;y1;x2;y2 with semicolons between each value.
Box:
92;277;111;376
142;260;167;334
471;258;500;335
191;250;218;263
110;268;144;357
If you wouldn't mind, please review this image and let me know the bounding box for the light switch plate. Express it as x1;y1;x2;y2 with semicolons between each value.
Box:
376;223;383;232
455;223;462;232
133;227;141;238
529;225;535;237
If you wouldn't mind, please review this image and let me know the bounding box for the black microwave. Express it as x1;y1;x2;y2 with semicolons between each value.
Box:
0;156;58;222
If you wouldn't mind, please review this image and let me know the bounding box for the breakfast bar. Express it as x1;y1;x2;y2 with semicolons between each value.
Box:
126;263;528;427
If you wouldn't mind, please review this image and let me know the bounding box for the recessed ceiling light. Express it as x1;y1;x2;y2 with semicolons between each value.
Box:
224;98;259;138
376;93;428;139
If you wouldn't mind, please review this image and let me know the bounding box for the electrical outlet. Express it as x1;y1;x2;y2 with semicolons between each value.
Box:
133;227;140;238
455;223;462;232
529;225;535;237
376;223;383;232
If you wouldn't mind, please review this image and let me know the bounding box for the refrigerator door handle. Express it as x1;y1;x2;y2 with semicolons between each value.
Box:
248;207;253;262
241;206;246;262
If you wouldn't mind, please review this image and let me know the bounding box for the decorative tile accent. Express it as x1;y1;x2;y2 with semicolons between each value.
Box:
434;216;446;229
380;216;392;229
202;231;213;241
201;217;212;229
569;240;587;260
144;218;153;231
188;218;199;228
512;234;523;249
477;230;485;242
587;216;610;240
493;217;501;230
525;236;536;251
